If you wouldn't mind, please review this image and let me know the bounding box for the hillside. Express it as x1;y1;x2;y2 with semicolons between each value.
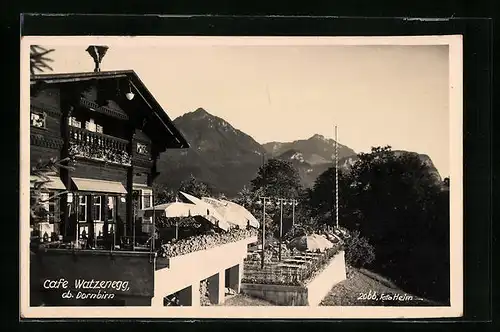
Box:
263;134;357;165
155;108;442;196
156;108;266;196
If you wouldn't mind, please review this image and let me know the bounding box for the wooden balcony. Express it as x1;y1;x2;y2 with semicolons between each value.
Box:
68;126;132;166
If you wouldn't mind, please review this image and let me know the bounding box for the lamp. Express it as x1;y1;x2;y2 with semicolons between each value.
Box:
86;45;109;72
125;82;135;100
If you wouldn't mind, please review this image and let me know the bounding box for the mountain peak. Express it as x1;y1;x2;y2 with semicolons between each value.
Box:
194;107;209;114
310;134;327;141
176;107;213;122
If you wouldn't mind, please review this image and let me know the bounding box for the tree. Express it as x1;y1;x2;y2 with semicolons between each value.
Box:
344;230;376;268
349;146;443;244
30;45;55;75
178;174;213;198
250;159;301;198
233;185;256;209
152;183;177;205
294;187;315;226
308;166;358;228
30;157;73;225
249;159;302;237
345;146;450;303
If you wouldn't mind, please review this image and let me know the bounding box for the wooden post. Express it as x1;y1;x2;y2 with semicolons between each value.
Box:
62;105;73;239
335;125;339;228
112;196;116;251
152;191;155;252
260;196;269;269
132;192;136;251
279;199;283;261
74;193;79;245
175;219;179;240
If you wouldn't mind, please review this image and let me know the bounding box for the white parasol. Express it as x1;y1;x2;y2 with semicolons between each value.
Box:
139;202;206;219
178;192;231;231
288;234;334;252
218;199;260;228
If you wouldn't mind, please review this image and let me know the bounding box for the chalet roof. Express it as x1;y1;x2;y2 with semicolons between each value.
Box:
30;70;189;150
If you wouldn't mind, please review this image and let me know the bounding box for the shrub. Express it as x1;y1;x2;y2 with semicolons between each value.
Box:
160;228;258;257
344;230;375;268
283;224;316;242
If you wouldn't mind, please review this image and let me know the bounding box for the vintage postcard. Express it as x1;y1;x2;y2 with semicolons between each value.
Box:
20;35;463;319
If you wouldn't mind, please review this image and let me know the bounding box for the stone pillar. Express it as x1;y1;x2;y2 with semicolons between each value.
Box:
227;262;244;293
207;272;225;305
177;284;200;307
191;283;200;307
151;295;163;307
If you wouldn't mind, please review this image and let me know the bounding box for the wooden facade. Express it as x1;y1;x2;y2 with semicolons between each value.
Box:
30;70;189;250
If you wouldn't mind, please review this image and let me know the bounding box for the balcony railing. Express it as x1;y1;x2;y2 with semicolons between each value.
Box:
69;126;132;166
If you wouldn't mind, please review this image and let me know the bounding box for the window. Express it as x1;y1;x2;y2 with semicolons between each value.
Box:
143;192;151;210
133;187;153;234
93;195;104;238
37;192;55;238
78;195;87;222
106;196;116;238
141;189;152;221
93;196;102;221
136;142;148;155
85;118;97;132
77;195;89;241
68;116;82;128
40;193;50;216
39;192;59;224
107;196;115;222
31;112;46;128
79;225;89;239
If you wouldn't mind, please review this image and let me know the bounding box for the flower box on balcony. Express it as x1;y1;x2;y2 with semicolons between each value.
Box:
68;126;132;166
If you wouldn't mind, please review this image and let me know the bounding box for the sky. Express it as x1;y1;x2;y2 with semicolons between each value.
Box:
34;42;450;177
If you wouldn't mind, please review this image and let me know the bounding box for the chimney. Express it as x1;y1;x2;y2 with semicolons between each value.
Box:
86;45;109;72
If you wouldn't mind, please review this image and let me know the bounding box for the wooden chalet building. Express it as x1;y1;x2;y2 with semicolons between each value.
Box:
30;48;188;251
29;46;192;306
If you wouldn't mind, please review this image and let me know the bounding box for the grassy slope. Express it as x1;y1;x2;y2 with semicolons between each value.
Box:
222;268;435;307
320;268;434;306
221;294;275;306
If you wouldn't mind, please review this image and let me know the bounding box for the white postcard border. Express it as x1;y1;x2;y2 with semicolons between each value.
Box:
20;35;463;319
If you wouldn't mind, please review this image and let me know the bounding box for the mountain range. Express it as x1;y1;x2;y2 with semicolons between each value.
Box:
156;108;441;196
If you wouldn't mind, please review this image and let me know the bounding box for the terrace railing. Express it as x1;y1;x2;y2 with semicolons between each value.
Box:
68;126;131;166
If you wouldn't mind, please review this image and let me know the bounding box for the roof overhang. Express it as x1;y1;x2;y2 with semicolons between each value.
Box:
31;70;190;151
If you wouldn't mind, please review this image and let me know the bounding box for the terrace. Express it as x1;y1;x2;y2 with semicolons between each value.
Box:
30;193;260;307
153;229;258;306
243;244;343;287
240;242;347;306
